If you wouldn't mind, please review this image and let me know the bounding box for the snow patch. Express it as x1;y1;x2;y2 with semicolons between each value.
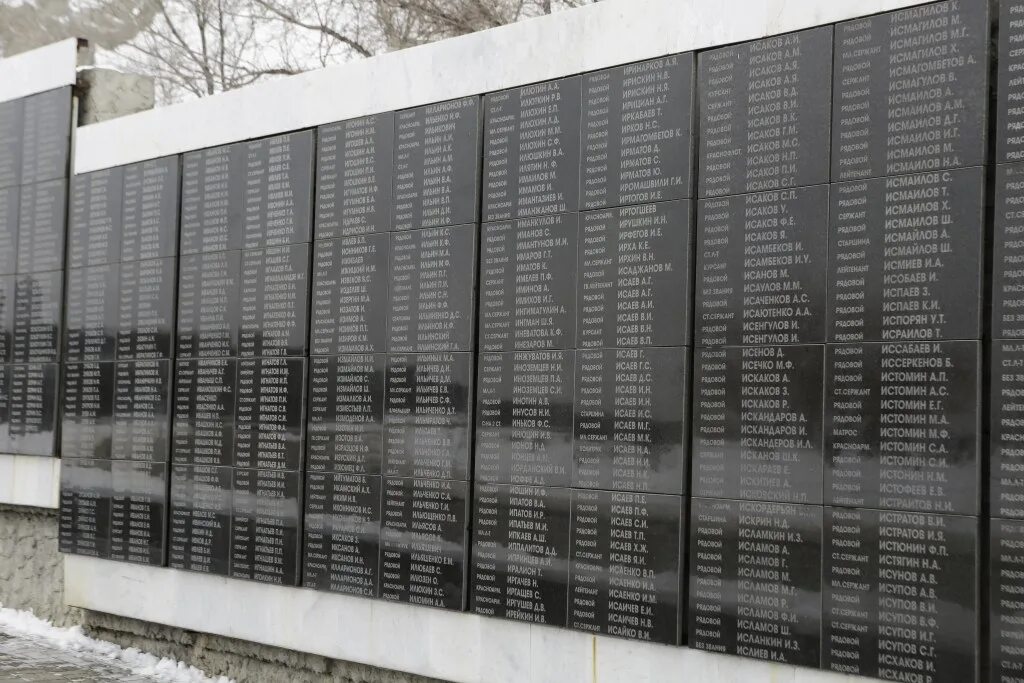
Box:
0;604;233;683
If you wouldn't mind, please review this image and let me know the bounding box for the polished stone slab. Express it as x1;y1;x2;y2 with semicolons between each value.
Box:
483;77;582;221
8;362;58;456
692;344;824;504
823;507;978;682
697;26;833;198
20;87;73;186
380;476;469;611
577;201;692;349
826;341;981;515
230;467;301;586
991;340;1024;519
688;497;821;667
475;350;575;487
0;186;16;275
239;131;314;248
310;233;389;355
171;357;236;467
470;483;571;628
109;460;168;566
316;113;394;237
58;457;112;558
0;275;10;362
64;264;118;362
16;178;66;273
68;167;124;269
179;144;244;255
234;357;306;470
993;162;1024;339
991;518;1024;683
828;166;985;343
393;97;481;231
13;269;62;363
168;464;232;576
0;364;8;452
122;156;181;262
1000;0;1024;164
572;346;689;495
479;214;578;352
833;0;989;179
0;98;23;189
61;361;114;460
580;54;694;210
308;353;385;476
696;185;828;347
117;256;176;360
111;358;171;462
303;472;381;598
239;243;310;357
175;250;241;358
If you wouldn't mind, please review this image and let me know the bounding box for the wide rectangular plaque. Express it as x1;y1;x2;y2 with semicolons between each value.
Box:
13;269;62;363
833;0;989;180
61;361;114;459
122;155;181;262
828;167;984;343
826;341;981;515
176;250;241;358
384;352;472;480
58;457;112;558
168;464;232;576
393;96;481;231
307;353;385;475
16;178;66;273
179;144;244;255
573;346;689;495
64;264;118;362
578;201;692;349
993;163;1024;339
117;256;176;360
483;77;582;221
230;467;301;585
234;357;306;470
696;185;828;347
68;167;124;269
315;113;395;238
239;243;310;357
112;358;171;462
388;224;477;353
692;344;824;504
990;518;1024;683
240;131;314;248
569;489;683;644
470;483;571;627
475;350;574;487
303;472;380;597
110;460;168;566
581;54;694;210
823;507;978;682
479;213;578;352
688;497;822;666
0;99;23;189
8;361;58;456
310;233;389;355
697;26;833;198
380;476;468;610
21;87;72;186
172;357;236;467
0;185;17;274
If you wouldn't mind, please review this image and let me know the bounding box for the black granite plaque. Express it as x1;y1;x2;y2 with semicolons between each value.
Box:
826;341;980;515
58;457;112;558
380;476;468;610
13;269;62;363
16;178;66;273
311;233;389;355
692;344;824;504
172;357;236;467
230;467;301;585
64;264;118;362
834;1;989;180
110;460;168;566
577;201;692;349
1001;1;1024;164
0;185;17;274
475;350;574;487
303;472;381;597
61;361;114;459
991;518;1024;683
0;275;13;362
384;352;472;480
688;497;822;665
316;114;395;238
308;353;385;475
234;357;305;470
992;341;1024;520
0;98;23;189
180;144;244;255
581;55;694;210
176;250;241;358
479;213;578;352
122;156;181;262
112;358;171;462
573;346;688;495
824;507;978;681
483;77;582;221
68;167;124;269
697;27;832;198
239;243;310;357
569;489;683;644
388;224;476;353
470;483;571;626
240;131;314;248
0;364;8;451
393;97;481;231
697;185;828;347
8;362;58;456
828;167;984;343
117;257;176;360
168;464;232;575
21;87;72;186
993;163;1024;339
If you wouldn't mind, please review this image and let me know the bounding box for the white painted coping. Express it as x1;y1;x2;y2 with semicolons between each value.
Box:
0;38;84;104
0;454;60;508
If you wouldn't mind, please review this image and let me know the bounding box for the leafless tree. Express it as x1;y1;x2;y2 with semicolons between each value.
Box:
0;0;158;56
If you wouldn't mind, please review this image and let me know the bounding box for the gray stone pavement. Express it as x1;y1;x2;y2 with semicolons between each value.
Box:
0;629;160;682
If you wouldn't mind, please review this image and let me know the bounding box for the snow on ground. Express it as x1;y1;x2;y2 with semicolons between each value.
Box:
0;604;233;683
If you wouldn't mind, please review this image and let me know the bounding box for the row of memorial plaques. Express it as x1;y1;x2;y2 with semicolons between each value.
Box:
0;178;68;276
0;362;58;455
0;87;72;191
